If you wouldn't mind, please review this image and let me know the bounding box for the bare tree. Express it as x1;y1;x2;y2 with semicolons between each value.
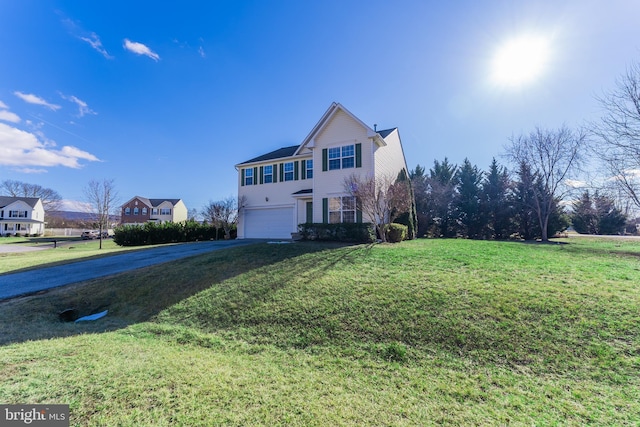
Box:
591;60;640;208
84;179;118;249
344;173;412;242
1;180;62;212
201;196;242;239
505;125;585;241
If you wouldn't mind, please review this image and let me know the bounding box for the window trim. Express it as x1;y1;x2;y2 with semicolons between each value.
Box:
264;165;273;184
328;196;356;224
244;168;254;186
283;162;294;181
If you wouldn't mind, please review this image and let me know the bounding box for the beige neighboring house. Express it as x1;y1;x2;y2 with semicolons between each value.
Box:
120;197;188;225
235;102;409;239
0;196;45;236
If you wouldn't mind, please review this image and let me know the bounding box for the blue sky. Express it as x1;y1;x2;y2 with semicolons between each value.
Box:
1;0;639;213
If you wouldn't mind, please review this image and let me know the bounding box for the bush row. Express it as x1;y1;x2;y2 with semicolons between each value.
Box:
113;221;235;246
297;223;376;243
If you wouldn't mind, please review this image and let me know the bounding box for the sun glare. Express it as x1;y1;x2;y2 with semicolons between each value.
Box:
491;35;551;87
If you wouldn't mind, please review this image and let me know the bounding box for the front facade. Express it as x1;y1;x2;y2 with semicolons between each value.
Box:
0;196;45;236
120;197;188;225
236;102;409;239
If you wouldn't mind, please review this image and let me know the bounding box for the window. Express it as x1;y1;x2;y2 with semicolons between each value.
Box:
125;207;131;215
142;208;148;215
244;168;253;186
306;159;313;179
264;165;273;183
9;211;27;218
160;208;171;215
328;144;354;170
152;208;158;215
329;196;355;223
134;207;139;215
284;162;294;181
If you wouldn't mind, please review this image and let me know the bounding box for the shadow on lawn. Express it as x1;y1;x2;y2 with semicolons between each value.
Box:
0;241;367;346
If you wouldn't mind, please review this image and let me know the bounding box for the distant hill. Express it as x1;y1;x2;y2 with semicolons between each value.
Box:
48;211;119;222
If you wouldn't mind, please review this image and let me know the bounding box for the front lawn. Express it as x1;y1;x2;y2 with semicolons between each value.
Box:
1;238;638;425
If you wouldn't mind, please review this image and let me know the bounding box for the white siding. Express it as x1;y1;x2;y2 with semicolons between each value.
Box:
374;129;409;182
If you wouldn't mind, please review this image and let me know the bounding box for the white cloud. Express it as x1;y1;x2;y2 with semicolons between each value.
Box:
198;46;206;58
13;167;48;174
79;32;113;59
60;199;92;211
0;122;100;169
565;179;587;188
60;94;97;117
0;100;8;109
0;110;20;123
14;92;61;111
123;39;160;61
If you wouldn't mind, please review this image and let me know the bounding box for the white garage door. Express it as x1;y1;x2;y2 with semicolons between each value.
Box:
244;207;294;239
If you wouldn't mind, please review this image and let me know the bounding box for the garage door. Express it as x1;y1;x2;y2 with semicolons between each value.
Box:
243;207;294;239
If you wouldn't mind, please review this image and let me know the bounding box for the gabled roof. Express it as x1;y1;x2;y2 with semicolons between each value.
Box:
294;102;386;155
236;103;396;167
377;128;397;139
0;196;41;209
122;196;182;208
237;145;299;166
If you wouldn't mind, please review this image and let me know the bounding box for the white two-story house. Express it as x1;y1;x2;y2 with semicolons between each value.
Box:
236;102;409;239
0;196;45;236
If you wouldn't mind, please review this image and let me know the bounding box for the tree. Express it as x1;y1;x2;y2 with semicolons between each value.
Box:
410;164;429;237
1;180;62;212
425;158;458;237
344;173;412;242
571;191;597;234
512;161;538;240
595;193;627;235
454;158;484;238
591;60;640;208
84;179;118;249
505;125;585;241
201;196;241;240
481;158;512;239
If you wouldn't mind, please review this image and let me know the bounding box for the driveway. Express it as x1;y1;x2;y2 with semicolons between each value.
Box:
0;239;259;301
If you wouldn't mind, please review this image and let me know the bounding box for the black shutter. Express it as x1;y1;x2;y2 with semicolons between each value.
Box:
259;166;264;185
322;198;328;223
241;169;245;186
322;149;328;171
355;143;362;168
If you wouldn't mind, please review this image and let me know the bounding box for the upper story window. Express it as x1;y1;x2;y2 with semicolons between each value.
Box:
264;165;273;184
244;168;254;186
329;196;355;223
142;207;148;215
9;210;27;218
125;207;131;215
160;208;171;215
152;208;158;215
328;145;355;170
305;159;313;179
133;207;139;215
284;162;294;181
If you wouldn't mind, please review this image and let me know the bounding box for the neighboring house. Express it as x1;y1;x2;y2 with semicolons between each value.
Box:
236;102;409;239
120;197;188;225
0;196;45;236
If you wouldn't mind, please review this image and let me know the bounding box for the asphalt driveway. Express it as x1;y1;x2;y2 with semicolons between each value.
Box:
0;239;259;300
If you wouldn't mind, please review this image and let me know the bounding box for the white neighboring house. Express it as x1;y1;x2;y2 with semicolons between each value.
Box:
0;196;45;236
120;197;188;225
236;102;409;239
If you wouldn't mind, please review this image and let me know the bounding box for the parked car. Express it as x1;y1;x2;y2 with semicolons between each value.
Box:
81;230;99;240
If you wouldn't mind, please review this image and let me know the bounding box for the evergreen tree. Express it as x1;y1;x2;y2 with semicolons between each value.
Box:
594;193;627;234
512;161;538;240
454;158;484;238
426;158;458;237
409;164;429;237
481;158;512;239
571;191;597;234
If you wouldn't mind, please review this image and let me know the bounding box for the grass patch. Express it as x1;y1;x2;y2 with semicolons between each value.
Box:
0;239;159;274
1;238;639;425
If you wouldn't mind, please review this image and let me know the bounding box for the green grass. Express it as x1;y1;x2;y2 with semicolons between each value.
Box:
0;239;157;274
1;238;639;425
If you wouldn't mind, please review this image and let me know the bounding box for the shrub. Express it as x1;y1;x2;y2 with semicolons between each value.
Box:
298;223;375;243
386;223;408;243
113;221;222;246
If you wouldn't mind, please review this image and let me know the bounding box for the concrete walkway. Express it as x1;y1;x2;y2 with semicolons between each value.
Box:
0;239;259;300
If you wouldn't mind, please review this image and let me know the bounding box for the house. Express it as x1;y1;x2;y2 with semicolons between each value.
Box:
236;102;409;239
0;196;45;236
120;197;188;225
